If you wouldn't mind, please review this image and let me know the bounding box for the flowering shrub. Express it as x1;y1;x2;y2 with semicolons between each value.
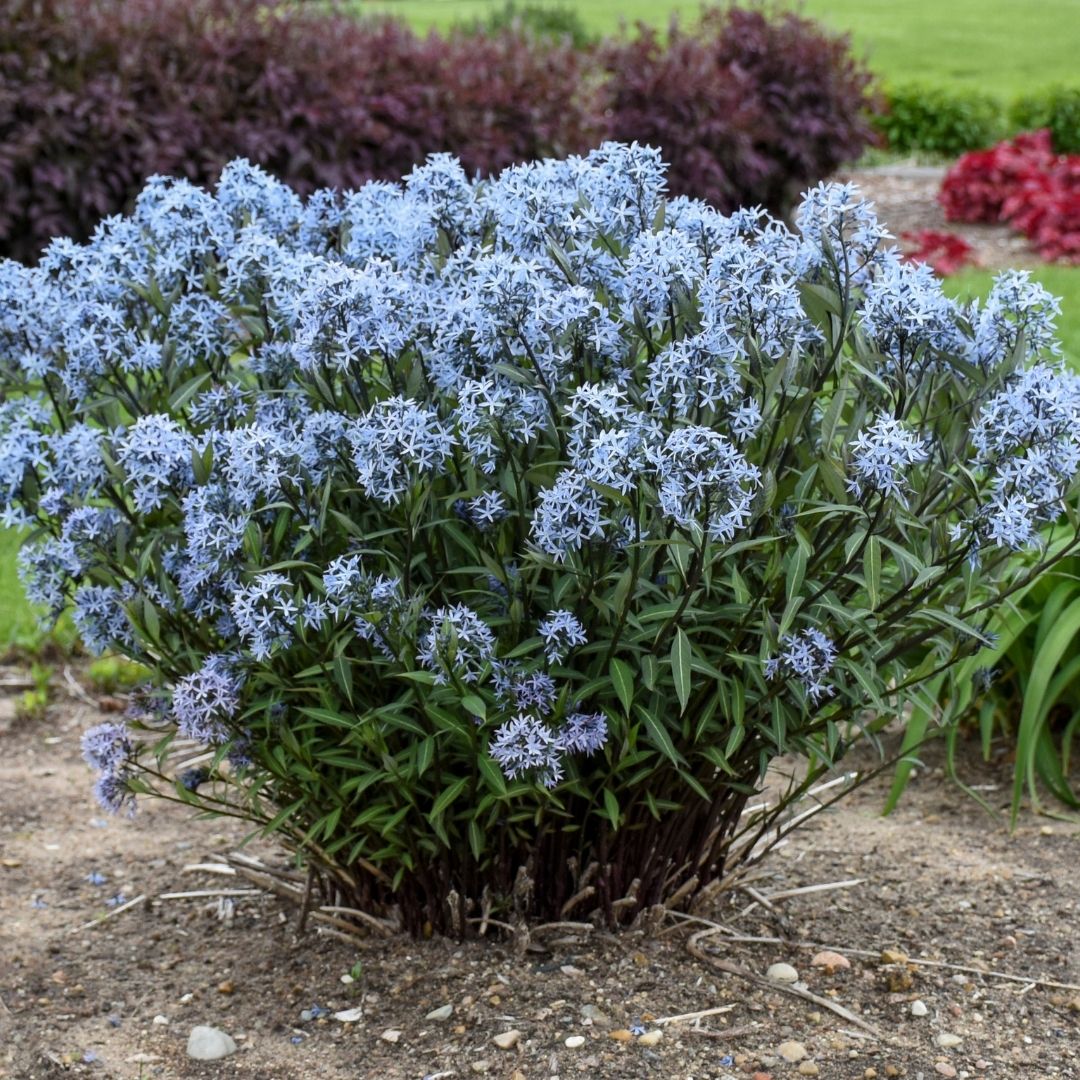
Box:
939;130;1080;263
901;230;977;276
3;146;1079;934
600;8;875;213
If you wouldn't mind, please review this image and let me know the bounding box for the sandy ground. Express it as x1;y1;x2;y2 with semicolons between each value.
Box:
2;675;1079;1080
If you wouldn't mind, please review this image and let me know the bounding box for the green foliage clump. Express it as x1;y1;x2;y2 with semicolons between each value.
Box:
874;82;1004;157
86;655;149;694
903;552;1080;821
1011;87;1080;154
466;1;596;47
14;662;52;722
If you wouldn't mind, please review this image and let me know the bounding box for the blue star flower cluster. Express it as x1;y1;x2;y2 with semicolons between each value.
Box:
1;143;1076;825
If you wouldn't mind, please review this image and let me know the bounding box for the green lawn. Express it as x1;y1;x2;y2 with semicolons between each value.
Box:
357;0;1080;97
0;530;39;649
945;266;1080;365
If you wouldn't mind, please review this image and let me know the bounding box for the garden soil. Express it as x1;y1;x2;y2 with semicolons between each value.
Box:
2;673;1079;1080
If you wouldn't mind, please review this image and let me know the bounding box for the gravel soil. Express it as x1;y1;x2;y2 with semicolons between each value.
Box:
2;674;1079;1080
839;165;1036;272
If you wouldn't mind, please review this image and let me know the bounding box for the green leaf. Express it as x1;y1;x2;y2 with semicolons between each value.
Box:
1013;595;1080;822
429;775;469;823
478;754;508;798
332;655;354;706
610;657;635;715
641;654;658;691
141;596;161;644
634;704;686;768
468;819;485;860
417;736;436;778
296;706;360;731
864;535;881;611
461;694;486;721
602;788;620;828
671;628;692;715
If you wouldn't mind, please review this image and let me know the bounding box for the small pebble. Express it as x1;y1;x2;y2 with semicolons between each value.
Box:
608;1029;634;1042
767;963;800;984
778;1041;808;1063
216;980;235;995
179;993;193;1005
332;1007;363;1023
471;1060;491;1074
565;1035;586;1049
798;1064;820;1077
935;1065;957;1078
865;1070;878;1079
426;1004;454;1021
911;1000;929;1017
637;1029;662;1046
151;1015;169;1026
811;950;851;972
380;1029;402;1043
936;1033;962;1048
493;1030;521;1050
186;1026;237;1061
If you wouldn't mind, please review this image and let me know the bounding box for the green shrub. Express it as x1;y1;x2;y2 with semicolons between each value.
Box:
86;655;149;694
874;82;1004;157
1011;86;1080;154
465;1;595;47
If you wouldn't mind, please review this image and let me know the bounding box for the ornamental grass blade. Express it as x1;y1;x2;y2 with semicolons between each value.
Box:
1012;595;1080;825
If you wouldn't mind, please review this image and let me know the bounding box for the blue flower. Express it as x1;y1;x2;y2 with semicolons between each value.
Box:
349;397;454;505
171;655;244;745
537;610;587;665
530;470;607;562
231;574;298;660
650;427;759;542
81;722;135;814
847;415;929;503
113;416;195;513
490;714;565;788
765;629;838;703
417;605;496;685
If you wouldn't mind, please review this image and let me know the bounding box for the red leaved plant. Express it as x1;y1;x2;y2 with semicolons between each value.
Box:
901;230;977;276
939;130;1080;264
